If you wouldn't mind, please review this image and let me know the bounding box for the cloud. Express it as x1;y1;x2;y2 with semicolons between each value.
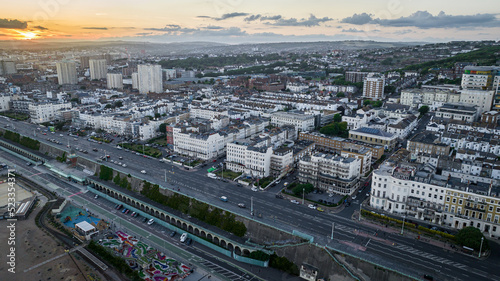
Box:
341;11;500;29
82;27;108;30
32;25;48;30
204;25;224;30
214;12;249;21
0;18;27;29
265;14;332;27
342;28;365;33
136;32;153;36
196;16;211;19
145;24;197;33
261;15;282;21
393;29;414;35
341;13;373;25
244;14;261;22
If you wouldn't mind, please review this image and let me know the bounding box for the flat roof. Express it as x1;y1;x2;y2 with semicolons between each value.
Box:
75;221;95;232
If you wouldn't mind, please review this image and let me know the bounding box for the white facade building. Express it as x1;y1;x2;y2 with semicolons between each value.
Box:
56;61;77;85
363;75;385;100
173;129;225;160
29;102;72;123
138;64;163;94
271;111;315;132
107;73;123;89
89;59;107;80
0;95;12;112
458;89;494;114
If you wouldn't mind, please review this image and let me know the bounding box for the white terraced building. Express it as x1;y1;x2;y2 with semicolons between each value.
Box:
271;111;315;132
173;129;226;160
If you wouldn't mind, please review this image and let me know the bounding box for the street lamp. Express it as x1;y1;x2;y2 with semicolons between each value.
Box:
302;188;305;205
359;202;362;221
331;222;335;240
479;237;484;258
401;215;406;235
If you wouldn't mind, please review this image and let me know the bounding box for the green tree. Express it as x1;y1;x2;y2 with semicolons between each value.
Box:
113;174;121;185
114;101;123;108
455;227;489;252
292;183;314;196
333;113;342;123
336;92;345;98
154;113;161;119
104;104;113;109
99;165;114;181
419;105;430;116
159;123;167;134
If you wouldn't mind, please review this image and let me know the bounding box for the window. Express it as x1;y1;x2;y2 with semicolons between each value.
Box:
452;198;456;204
459;199;463;205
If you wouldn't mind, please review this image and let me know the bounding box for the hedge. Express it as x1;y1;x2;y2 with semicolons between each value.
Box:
87;241;142;281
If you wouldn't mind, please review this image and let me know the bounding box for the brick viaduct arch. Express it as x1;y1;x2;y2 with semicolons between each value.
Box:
91;181;254;256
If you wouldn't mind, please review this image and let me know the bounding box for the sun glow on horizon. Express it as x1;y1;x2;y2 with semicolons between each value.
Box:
13;30;41;40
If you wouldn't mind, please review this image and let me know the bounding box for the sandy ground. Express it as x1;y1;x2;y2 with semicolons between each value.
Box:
0;198;107;281
0;181;35;210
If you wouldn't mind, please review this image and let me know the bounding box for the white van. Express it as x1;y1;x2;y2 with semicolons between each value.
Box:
180;232;188;243
207;173;217;179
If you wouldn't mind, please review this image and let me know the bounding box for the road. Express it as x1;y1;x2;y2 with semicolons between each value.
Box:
1;118;499;281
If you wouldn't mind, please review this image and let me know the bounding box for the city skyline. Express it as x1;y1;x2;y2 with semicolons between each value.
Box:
1;0;500;43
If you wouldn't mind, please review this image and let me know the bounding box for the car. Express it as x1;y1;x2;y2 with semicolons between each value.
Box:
220;196;228;202
93;148;98;152
275;180;281;184
317;207;325;212
116;204;123;210
94;194;99;199
43;132;47;135
238;203;246;208
430;226;438;231
119;156;123;160
308;204;316;210
366;193;370;197
122;208;128;213
329;193;334;197
142;217;148;223
283;182;289;187
352;195;357;200
423;275;434;281
114;204;119;209
122;164;127;167
26;162;32;166
147;219;154;225
275;194;284;199
170;231;177;237
186;238;193;246
251;187;258;192
212;159;217;162
59;134;63;137
180;233;188;243
141;170;146;174
124;209;130;215
131;212;136;217
290;199;300;204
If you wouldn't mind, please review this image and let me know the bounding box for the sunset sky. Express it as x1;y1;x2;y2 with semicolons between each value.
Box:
1;0;500;43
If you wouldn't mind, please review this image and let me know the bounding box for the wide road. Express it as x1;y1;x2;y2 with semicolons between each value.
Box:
2;118;499;281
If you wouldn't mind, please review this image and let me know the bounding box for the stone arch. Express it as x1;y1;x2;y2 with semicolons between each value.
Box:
207;234;213;241
155;210;159;217
182;222;188;230
227;243;234;251
188;225;194;233
176;220;182;227
214;236;220;245
145;206;150;213
234;246;242;256
194;228;200;236
160;213;165;220
220;240;227;248
242;249;250;257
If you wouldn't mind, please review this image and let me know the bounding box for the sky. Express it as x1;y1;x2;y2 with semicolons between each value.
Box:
1;0;499;43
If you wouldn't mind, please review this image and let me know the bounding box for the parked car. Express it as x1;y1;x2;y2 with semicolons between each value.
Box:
238;203;246;208
290;199;300;204
94;194;99;199
142;217;148;223
116;204;123;210
170;231;177;237
147;219;154;225
131;212;136;217
220;196;228;202
141;170;146;174
308;204;316;210
122;208;128;213
124;209;130;215
317;207;325;212
186;238;193;246
180;233;188;243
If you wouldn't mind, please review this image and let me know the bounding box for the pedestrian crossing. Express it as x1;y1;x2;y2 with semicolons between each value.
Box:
395;244;468;269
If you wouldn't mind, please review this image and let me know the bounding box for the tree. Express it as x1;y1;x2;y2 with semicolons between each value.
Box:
292;183;314;196
104;104;113;109
114;101;123;108
419;105;430;116
159;123;167;134
336;92;345;98
113;174;121;185
455;227;489;252
333;113;342;123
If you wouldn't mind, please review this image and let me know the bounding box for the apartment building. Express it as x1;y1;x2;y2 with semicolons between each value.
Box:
407;131;450;156
56;61;77;85
107;73;123;89
371;161;500;237
226;139;273;178
363;75;385;100
137;64;163;94
270;147;294;178
458;89;494;114
299;153;361;195
173;129;225;160
440;130;500;155
349;127;397;150
271;111;315;132
435;103;480;122
0;95;12;112
299;132;385;160
89;59;107;80
29;102;72;124
190;107;228;119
